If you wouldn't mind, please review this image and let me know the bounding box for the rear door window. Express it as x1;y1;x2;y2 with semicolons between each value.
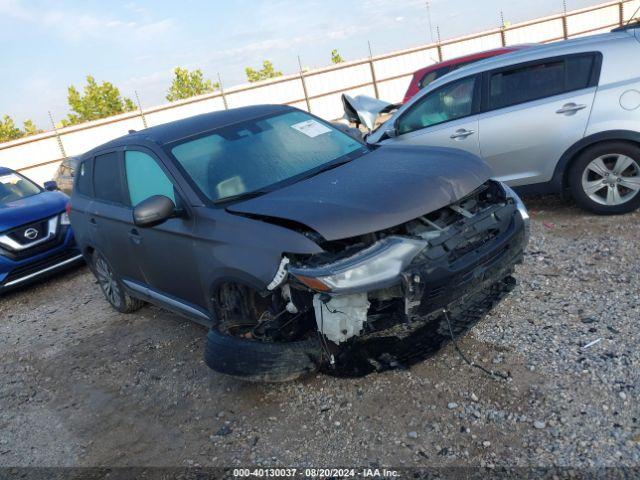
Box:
489;60;565;110
124;150;175;206
565;54;598;91
487;53;601;111
93;152;125;204
75;160;92;196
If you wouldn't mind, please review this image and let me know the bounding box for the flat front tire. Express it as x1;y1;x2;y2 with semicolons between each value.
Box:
92;251;145;314
569;142;640;215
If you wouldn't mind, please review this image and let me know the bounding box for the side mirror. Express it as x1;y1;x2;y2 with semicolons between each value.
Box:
385;127;398;139
43;181;58;191
133;195;176;227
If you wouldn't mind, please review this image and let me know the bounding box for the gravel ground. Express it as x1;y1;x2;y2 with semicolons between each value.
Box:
0;195;638;469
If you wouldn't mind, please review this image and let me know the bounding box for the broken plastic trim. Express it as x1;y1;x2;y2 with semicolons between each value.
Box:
502;184;530;244
267;256;290;291
289;236;427;294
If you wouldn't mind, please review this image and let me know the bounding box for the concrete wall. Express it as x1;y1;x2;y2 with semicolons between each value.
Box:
1;0;638;186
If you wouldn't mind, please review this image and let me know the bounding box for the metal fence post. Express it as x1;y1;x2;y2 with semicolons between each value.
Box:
436;27;443;62
48;111;66;158
218;73;229;110
562;1;569;39
134;90;148;128
297;56;312;113
619;1;625;26
367;41;380;99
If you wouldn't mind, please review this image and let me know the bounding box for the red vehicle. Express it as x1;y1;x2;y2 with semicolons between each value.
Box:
402;45;532;104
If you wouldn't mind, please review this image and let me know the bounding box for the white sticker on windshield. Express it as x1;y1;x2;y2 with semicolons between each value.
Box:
291;119;331;138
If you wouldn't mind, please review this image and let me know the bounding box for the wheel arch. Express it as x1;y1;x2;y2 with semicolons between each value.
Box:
554;130;640;190
206;270;270;326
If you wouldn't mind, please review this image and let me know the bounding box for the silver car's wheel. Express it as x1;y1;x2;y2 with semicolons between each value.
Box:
581;154;640;206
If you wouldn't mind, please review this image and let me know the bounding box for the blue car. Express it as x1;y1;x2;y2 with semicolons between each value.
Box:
0;167;83;292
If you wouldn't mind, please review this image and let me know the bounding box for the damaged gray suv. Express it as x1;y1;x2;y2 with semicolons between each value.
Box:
70;105;529;381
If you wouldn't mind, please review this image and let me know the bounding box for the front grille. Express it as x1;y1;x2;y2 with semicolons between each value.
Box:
0;215;67;260
6;219;49;246
2;249;80;285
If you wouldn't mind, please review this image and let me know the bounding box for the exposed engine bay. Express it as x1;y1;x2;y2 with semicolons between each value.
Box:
213;180;528;370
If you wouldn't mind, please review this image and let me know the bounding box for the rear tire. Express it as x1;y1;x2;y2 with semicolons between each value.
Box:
568;141;640;215
204;328;323;383
92;251;145;314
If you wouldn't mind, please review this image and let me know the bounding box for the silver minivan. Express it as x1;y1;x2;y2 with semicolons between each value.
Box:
365;26;640;214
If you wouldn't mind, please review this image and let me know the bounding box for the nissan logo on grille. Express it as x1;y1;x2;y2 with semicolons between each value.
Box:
24;227;39;240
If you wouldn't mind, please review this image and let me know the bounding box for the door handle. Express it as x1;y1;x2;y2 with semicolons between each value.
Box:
128;229;142;245
450;129;475;140
89;217;97;228
556;103;587;115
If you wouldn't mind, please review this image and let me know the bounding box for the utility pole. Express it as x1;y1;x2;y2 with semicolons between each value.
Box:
217;73;229;110
426;1;435;44
48;111;66;158
134;90;148;128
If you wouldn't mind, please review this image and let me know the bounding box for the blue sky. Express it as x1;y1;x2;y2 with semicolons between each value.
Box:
0;0;605;127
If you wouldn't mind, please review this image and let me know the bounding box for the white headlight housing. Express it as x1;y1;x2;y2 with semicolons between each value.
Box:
60;211;71;225
289;236;427;293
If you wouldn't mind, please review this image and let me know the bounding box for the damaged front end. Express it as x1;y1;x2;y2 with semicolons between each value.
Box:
207;181;528;380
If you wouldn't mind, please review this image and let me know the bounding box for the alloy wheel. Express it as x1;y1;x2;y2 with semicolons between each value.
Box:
581;154;640;206
94;256;122;308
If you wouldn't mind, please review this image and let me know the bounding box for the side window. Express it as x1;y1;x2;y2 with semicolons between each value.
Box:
93;152;125;204
124;150;175;206
398;76;477;135
565;54;597;91
489;60;565;110
75;160;92;196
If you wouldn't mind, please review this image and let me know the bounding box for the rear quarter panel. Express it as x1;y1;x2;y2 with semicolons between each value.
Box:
586;36;640;136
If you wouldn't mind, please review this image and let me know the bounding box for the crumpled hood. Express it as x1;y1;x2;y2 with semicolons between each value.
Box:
0;191;68;232
228;145;492;241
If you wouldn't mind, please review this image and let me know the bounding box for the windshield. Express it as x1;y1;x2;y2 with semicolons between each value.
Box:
170;111;367;202
0;172;41;205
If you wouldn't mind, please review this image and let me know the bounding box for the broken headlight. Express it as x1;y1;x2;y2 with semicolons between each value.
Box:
289;236;426;294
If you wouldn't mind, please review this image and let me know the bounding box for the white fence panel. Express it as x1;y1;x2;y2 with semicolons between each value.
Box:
310;85;377;121
0;135;61;172
373;48;439;80
61;116;144;157
305;63;372;97
624;0;640;20
442;33;503;59
146;96;226;126
505;18;564;44
226;77;305;108
568;5;620;35
377;76;413;104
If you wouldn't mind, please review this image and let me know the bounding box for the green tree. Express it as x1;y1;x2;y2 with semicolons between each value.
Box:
166;67;220;102
245;60;283;83
0;115;22;143
62;75;136;126
0;116;41;143
331;49;344;64
22;119;42;136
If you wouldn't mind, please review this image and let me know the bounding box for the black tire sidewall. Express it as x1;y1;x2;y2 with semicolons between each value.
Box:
204;327;323;382
92;251;129;313
569;141;640;215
